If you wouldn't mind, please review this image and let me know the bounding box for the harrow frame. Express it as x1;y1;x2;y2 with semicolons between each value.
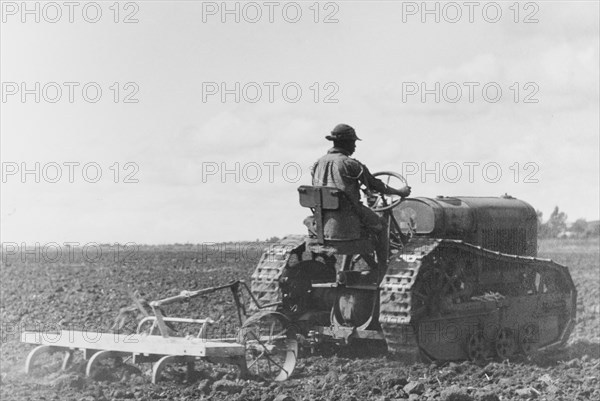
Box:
21;280;298;383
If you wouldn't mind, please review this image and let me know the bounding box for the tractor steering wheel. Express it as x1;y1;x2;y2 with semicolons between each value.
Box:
363;171;408;212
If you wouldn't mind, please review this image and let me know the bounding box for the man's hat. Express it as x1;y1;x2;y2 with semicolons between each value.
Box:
326;123;362;141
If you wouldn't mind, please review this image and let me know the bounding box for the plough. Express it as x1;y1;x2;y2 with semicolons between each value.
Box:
21;281;298;383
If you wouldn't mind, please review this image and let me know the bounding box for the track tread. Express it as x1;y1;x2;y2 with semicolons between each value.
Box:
379;238;577;358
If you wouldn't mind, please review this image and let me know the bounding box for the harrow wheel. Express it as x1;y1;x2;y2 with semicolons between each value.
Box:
466;332;489;362
495;328;516;360
240;311;297;381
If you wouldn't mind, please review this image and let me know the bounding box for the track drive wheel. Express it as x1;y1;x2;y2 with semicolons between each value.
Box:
241;311;297;381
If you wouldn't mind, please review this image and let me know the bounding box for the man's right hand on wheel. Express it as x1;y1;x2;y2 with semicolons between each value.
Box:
393;186;411;198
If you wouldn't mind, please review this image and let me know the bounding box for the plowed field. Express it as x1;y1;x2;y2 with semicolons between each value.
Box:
1;239;598;401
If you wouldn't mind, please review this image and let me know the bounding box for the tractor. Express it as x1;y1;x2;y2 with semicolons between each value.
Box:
22;171;576;382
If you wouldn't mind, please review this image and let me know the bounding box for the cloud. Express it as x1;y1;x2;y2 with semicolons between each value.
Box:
2;2;598;243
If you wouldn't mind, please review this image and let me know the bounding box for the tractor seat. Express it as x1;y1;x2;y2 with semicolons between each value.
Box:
298;186;376;256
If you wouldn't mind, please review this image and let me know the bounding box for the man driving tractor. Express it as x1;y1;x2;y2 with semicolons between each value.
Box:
309;123;411;241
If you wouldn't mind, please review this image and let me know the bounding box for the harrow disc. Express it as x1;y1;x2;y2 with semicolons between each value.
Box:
240;311;297;381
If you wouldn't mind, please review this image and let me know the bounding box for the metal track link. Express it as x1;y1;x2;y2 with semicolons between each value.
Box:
380;238;439;355
250;235;306;311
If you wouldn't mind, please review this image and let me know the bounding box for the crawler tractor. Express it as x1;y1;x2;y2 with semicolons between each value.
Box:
22;171;576;382
251;171;577;363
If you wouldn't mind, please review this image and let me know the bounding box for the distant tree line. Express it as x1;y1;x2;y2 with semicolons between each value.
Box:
537;207;600;238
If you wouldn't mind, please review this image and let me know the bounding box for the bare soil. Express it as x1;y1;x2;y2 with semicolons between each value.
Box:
1;239;599;401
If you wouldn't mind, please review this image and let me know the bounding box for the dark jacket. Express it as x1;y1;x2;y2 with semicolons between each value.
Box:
309;147;390;240
311;147;392;205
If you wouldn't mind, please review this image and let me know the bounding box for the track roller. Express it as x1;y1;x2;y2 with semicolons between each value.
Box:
466;332;489;362
495;328;517;360
519;324;540;356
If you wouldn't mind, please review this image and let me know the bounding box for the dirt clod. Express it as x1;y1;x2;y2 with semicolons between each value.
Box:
403;381;425;395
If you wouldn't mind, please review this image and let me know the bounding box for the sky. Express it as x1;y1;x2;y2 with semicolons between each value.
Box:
1;1;599;244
